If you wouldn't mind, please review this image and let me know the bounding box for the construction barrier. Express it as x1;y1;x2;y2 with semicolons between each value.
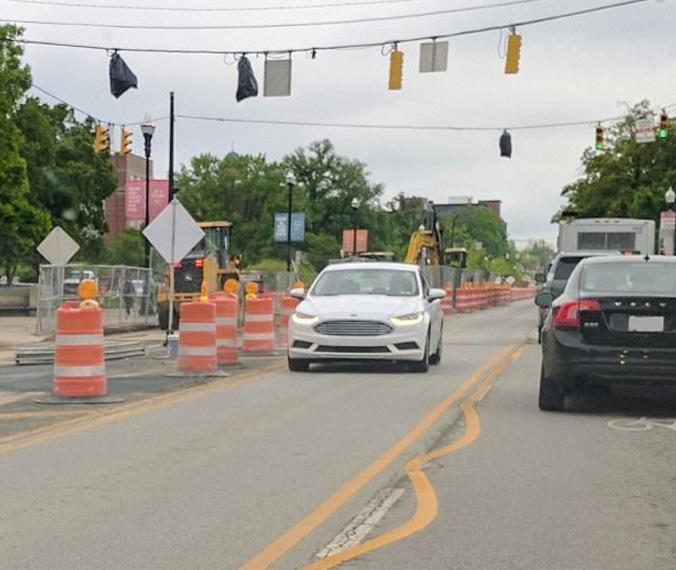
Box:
243;296;276;353
440;288;454;316
178;301;217;373
211;294;239;366
277;294;300;348
511;286;537;301
54;303;106;397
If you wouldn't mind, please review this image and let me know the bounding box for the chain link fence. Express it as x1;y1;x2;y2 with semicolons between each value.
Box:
36;265;158;335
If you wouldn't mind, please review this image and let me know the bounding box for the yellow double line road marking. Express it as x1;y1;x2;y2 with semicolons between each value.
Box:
239;345;522;570
306;346;524;569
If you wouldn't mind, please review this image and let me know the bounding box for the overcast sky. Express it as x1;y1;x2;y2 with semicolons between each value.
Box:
8;0;676;246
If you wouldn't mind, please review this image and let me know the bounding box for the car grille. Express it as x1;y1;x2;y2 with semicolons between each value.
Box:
316;345;391;354
314;320;393;336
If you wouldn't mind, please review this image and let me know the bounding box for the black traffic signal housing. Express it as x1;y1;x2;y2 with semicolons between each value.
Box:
659;110;669;139
120;127;132;155
94;123;110;154
499;130;512;158
595;124;604;150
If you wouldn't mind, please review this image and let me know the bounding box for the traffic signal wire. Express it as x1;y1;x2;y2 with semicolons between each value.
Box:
3;0;654;53
4;0;558;14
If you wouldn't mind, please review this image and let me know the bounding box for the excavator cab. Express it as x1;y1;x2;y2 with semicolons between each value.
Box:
444;247;468;269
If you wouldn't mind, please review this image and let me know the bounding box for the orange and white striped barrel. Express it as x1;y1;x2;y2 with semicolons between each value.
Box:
178;301;217;372
454;288;474;313
440;287;454;316
54;304;106;397
211;294;239;366
243;297;275;353
277;294;300;347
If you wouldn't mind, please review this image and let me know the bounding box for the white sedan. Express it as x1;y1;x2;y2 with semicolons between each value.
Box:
287;262;445;372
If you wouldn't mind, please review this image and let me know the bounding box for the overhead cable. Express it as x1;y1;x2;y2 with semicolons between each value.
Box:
6;0;653;54
5;0;555;14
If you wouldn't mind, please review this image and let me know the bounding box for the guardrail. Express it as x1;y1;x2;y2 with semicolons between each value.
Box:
15;340;146;366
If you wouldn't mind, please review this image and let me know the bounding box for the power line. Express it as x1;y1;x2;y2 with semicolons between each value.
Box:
6;0;654;54
5;0;554;13
0;0;580;31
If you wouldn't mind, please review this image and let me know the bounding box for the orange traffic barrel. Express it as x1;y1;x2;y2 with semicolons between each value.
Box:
178;301;217;372
54;303;106;397
454;288;474;313
441;287;454;316
277;294;300;347
242;297;276;353
211;294;239;366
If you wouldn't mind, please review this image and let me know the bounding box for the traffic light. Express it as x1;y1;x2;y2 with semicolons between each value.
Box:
93;123;110;154
388;47;403;90
499;130;512;158
659;110;669;139
595;124;604;150
504;29;522;74
119;127;132;155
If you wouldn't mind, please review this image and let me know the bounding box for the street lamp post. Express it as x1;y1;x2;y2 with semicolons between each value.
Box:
351;198;359;256
286;171;296;272
666;187;675;255
141;120;156;268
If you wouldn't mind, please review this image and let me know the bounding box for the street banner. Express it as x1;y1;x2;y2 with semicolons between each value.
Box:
660;210;676;230
636;117;656;144
342;229;368;253
125;180;170;224
274;213;305;242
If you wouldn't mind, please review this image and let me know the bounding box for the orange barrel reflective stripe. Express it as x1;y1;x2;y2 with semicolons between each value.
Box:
243;297;275;353
277;294;300;348
210;294;239;366
178;301;217;373
54;304;106;397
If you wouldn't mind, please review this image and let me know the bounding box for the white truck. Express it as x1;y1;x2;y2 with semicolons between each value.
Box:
557;218;655;256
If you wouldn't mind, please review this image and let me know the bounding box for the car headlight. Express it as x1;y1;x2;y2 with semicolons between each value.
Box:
391;312;424;326
292;311;320;325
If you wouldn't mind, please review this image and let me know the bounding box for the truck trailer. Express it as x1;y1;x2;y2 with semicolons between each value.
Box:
557;218;655;256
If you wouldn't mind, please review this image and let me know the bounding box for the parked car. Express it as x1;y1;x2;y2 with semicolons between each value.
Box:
536;251;617;342
536;255;676;411
62;270;96;297
287;262;445;372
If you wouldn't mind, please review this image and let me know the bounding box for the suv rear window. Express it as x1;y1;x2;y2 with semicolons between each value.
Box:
581;262;676;295
553;257;584;280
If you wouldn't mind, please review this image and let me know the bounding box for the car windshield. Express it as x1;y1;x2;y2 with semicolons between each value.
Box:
581;262;676;295
553;257;584;280
312;269;419;297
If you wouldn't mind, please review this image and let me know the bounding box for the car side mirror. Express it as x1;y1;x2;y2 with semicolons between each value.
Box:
535;291;554;307
427;288;446;302
289;287;305;301
534;272;546;284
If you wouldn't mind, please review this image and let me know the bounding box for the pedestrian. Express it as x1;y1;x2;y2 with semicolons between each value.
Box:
123;278;135;318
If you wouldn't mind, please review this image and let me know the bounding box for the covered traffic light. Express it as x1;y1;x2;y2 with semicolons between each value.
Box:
388;46;403;90
499;130;512;158
119;127;132;155
504;28;522;74
94;123;110;154
595;123;604;150
659;110;669;139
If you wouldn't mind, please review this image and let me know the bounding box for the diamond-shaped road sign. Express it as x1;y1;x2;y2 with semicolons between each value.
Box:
37;226;80;265
143;198;204;264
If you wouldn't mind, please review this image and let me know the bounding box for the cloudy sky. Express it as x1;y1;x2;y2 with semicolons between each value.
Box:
7;0;676;245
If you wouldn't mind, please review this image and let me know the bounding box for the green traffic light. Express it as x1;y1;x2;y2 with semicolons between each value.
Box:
595;143;604;150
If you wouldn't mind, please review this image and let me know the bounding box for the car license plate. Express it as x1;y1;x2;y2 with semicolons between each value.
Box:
628;316;664;333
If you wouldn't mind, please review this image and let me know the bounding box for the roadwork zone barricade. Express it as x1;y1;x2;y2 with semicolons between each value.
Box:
211;294;240;366
242;297;277;354
178;301;218;373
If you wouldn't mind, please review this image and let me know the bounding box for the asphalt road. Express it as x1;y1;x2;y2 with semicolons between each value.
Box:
1;300;674;570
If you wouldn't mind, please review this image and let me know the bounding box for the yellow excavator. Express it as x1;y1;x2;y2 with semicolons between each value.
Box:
156;221;240;329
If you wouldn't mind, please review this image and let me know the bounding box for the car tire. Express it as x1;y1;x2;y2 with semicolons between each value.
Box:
288;355;310;372
429;330;442;365
410;333;430;373
538;363;565;411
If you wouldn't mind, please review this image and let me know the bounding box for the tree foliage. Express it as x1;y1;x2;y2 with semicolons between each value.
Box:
559;101;676;223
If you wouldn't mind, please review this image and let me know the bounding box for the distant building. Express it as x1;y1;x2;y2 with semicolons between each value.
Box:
104;153;153;245
434;197;502;220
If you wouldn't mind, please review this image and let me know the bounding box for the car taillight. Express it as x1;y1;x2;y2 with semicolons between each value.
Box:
174;262;182;269
553;299;601;328
195;258;204;268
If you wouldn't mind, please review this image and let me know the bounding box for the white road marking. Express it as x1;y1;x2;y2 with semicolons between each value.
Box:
316;487;405;559
607;417;676;432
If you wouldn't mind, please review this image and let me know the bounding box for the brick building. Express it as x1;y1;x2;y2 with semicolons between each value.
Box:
104;153;153;245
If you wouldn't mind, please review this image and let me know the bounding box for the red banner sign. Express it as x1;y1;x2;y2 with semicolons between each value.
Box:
342;229;368;253
125;180;169;224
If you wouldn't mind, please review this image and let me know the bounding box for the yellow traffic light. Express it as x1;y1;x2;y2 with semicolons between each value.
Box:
388;47;403;90
504;29;522;74
120;127;132;155
94;124;110;154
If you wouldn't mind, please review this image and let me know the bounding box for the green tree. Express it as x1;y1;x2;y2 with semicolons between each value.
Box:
439;206;508;258
16;99;117;262
0;25;51;283
107;229;144;267
559;101;676;223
